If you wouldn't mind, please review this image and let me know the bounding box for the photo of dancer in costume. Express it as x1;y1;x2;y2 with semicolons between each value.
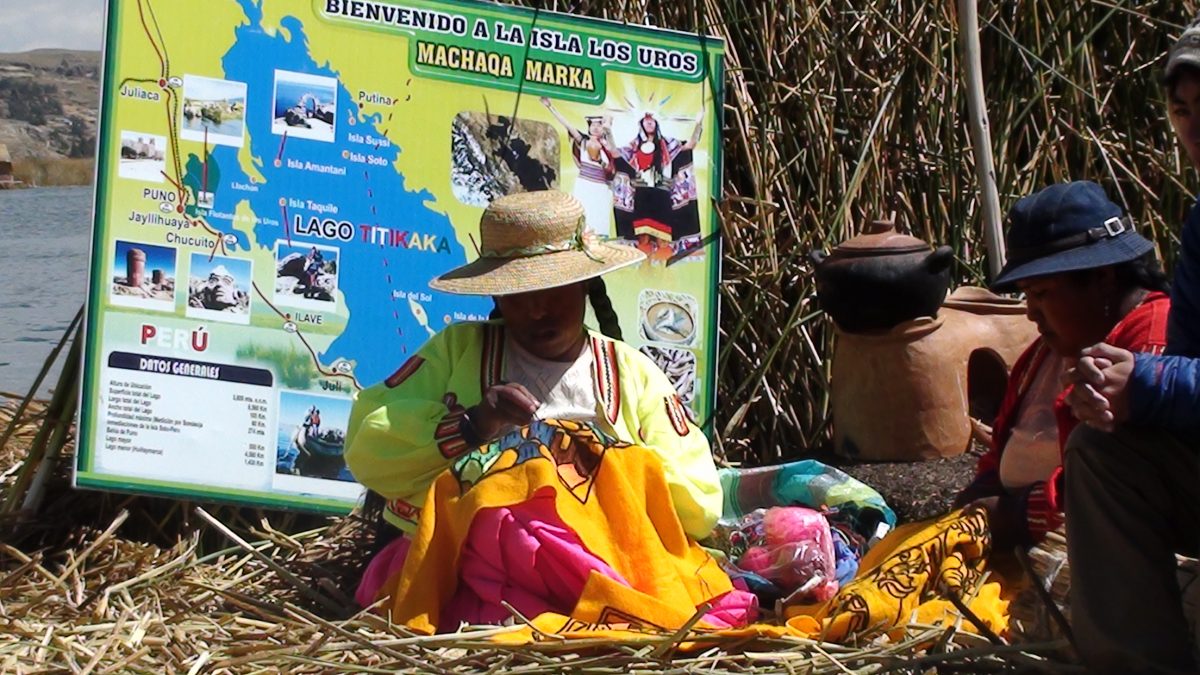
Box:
541;97;617;237
611;112;703;256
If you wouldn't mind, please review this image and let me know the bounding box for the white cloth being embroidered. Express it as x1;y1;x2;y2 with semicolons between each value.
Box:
1000;353;1065;490
502;337;606;430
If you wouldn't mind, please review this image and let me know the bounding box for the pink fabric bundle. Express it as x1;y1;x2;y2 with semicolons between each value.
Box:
736;507;839;603
357;535;412;609
439;492;629;630
442;492;756;630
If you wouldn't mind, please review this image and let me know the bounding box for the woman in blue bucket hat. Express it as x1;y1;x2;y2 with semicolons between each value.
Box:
956;181;1170;560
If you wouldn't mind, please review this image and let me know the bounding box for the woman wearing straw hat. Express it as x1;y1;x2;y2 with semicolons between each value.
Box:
955;181;1170;551
345;190;723;608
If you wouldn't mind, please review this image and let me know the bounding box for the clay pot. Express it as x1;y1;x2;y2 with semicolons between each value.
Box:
810;219;953;333
831;286;1038;461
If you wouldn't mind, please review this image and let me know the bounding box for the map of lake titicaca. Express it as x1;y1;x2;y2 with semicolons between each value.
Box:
79;0;725;511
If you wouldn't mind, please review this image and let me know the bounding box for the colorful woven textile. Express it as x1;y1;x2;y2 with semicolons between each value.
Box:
386;420;756;633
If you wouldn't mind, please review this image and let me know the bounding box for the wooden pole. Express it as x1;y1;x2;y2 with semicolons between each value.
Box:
958;0;1007;280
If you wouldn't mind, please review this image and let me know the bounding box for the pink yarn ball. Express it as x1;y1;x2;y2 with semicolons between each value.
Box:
764;506;820;548
738;546;773;574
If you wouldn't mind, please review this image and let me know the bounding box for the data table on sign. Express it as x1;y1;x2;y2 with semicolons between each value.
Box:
235;393;272;469
93;351;277;491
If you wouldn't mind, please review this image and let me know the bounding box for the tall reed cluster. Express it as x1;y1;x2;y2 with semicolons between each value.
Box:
12;157;94;186
518;0;1199;463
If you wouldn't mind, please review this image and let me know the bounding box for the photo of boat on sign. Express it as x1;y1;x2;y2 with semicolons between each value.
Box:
274;390;354;483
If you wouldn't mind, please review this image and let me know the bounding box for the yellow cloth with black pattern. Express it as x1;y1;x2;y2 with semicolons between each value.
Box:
785;505;1008;640
485;506;1008;645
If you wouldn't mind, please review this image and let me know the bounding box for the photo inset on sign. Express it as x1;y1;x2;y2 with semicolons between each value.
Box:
274;390;355;483
118;131;167;183
109;240;177;313
606;107;704;246
273;241;339;309
185;253;252;324
539;97;616;237
450;110;559;206
639;345;697;406
180;75;247;147
638;288;698;348
271;70;337;142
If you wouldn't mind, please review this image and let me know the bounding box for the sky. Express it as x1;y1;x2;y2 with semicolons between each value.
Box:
0;0;105;53
186;75;248;103
113;240;177;275
190;253;252;287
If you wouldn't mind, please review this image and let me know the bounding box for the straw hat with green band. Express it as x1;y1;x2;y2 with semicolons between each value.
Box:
430;190;645;296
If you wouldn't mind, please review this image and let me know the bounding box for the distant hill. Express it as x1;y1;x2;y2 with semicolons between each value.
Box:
0;49;101;159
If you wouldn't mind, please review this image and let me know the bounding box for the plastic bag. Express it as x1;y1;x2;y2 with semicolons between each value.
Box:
718;460;895;551
712;506;839;604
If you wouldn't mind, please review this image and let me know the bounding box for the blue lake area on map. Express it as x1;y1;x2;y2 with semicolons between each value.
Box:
194;0;491;386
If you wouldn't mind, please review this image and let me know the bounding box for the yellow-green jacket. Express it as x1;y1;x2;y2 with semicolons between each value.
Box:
344;321;722;539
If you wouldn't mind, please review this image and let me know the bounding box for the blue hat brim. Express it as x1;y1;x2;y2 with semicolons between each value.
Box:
990;231;1155;293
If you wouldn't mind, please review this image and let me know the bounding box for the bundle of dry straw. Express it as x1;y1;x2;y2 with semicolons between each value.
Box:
2;378;1077;671
0;508;1076;673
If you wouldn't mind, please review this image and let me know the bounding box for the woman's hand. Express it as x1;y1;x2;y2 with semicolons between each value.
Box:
969;417;994;448
1064;342;1135;432
467;383;541;441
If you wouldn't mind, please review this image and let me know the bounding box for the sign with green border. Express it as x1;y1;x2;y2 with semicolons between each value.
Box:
79;0;725;513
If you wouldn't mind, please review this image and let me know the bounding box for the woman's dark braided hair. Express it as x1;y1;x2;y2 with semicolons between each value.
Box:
647;130;667;185
363;278;622;558
1114;251;1170;293
652;136;666;182
586;277;623;340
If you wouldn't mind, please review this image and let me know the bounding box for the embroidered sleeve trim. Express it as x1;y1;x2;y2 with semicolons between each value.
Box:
386;497;421;524
665;394;690;437
434;408;469;458
434;393;470;459
432;389;468;456
384;356;425;388
481;324;505;393
590;337;621;424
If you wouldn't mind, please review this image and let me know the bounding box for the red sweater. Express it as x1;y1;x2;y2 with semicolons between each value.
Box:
956;292;1170;546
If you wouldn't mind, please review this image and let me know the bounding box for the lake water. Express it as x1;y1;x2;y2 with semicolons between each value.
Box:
0;186;94;397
